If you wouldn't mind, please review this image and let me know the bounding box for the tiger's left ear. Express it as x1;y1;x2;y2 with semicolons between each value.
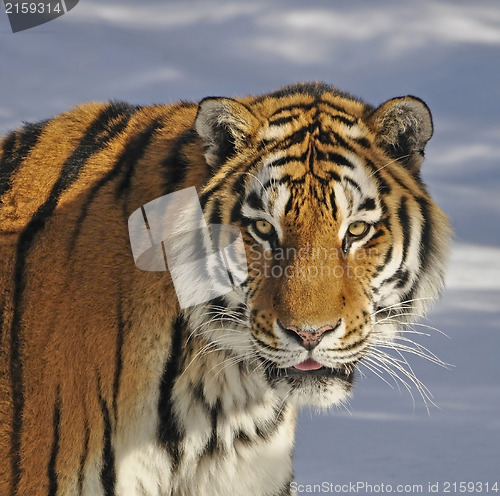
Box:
366;96;433;173
194;97;259;168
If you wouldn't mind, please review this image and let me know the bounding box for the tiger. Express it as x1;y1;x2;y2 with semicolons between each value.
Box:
0;82;451;496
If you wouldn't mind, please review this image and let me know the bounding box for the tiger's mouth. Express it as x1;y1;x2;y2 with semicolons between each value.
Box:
264;358;356;384
293;358;324;371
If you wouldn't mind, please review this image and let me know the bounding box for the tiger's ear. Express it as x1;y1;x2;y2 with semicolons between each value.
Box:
194;97;258;168
366;96;433;173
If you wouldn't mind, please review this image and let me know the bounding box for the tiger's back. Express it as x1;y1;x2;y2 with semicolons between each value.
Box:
0;101;207;494
0;83;451;496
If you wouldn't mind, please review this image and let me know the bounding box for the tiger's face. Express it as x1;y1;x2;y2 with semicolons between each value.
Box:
243;157;385;408
192;84;450;408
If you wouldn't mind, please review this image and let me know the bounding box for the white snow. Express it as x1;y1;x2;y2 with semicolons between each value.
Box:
1;0;499;492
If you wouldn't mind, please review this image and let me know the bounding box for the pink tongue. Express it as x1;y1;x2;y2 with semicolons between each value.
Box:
294;358;323;371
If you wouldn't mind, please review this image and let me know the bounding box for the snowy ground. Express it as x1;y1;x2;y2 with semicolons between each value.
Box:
2;1;499;493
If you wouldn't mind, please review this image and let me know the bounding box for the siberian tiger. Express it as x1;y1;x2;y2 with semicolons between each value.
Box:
0;82;451;496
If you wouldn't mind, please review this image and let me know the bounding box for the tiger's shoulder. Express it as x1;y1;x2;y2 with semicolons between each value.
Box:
0;100;207;236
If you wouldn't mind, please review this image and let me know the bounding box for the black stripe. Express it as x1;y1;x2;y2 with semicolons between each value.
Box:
114;118;163;198
284;195;294;216
373;197;414;290
278;174;306;186
98;381;116;496
359;197;376;211
230;199;244;224
161;129;198;194
208;296;229;312
0;120;48;197
48;388;61;496
316;129;355;152
282;125;311;147
319;109;356;126
268;102;315;118
9;103;135;495
387;168;415;194
324;170;341;183
330;114;357;126
268;115;295;127
317;100;352;118
246;191;264;212
344;176;361;193
158;314;185;465
404;198;434;305
77;420;90;495
112;300;125;426
199;187;216;209
330;191;337;221
253;334;284;354
353;136;370;148
209;198;223;226
229;174;247;223
377;178;392;195
191;381;205;405
367;228;384;244
374;244;393;278
395;269;411;289
205;399;222;455
416;196;432;273
232;172;247;195
381;267;412;289
255;404;287;442
265;152;308;168
398;197;411;266
267;100;352;122
317;151;355;169
330;130;356;152
69;115;160;252
234;429;252;446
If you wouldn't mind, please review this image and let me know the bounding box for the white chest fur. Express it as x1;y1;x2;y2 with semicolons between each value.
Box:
115;356;296;496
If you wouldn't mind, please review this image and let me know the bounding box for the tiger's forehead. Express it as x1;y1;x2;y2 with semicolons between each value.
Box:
237;92;385;238
244;147;382;237
248;88;368;119
247;100;379;193
255;98;370;145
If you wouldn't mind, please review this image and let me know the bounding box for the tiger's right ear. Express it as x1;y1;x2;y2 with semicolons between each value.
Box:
366;96;433;173
194;97;258;168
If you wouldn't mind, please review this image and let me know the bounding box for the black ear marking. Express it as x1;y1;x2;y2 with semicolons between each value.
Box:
367;96;433;173
194;97;258;168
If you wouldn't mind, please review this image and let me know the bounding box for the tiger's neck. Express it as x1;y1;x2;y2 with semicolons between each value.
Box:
163;313;295;452
115;313;297;495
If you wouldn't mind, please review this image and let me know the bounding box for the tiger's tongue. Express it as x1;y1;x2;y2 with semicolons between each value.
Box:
294;358;323;371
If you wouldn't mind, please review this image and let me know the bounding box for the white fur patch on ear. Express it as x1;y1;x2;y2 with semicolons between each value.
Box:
195;98;258;168
367;96;433;172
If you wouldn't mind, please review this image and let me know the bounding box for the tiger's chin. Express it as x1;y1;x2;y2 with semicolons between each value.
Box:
264;360;356;409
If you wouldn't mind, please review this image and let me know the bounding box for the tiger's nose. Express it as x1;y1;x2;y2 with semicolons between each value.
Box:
280;322;339;350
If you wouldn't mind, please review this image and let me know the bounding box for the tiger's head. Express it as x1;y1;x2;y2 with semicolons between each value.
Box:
189;83;451;408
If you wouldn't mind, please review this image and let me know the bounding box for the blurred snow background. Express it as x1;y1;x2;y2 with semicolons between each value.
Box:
1;0;499;493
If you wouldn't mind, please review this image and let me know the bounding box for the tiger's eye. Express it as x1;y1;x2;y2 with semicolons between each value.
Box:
348;221;369;237
254;220;273;236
